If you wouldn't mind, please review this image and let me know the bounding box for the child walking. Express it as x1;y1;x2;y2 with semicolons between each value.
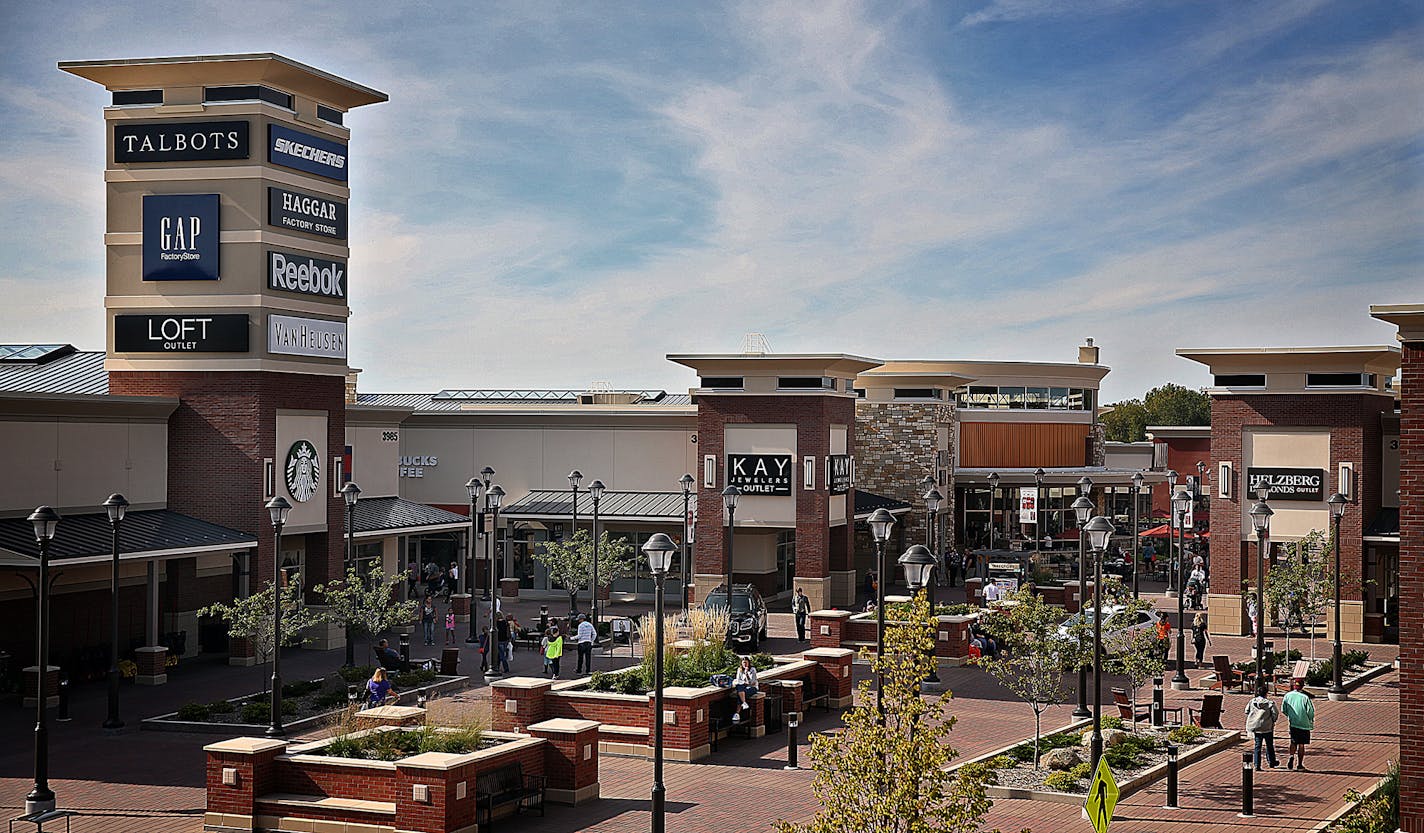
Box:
445;608;457;646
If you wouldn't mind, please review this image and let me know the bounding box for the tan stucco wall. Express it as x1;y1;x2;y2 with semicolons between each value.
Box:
0;418;167;516
1242;428;1330;540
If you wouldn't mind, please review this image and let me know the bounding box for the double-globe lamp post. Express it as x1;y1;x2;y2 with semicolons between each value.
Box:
264;496;292;737
1165;469;1179;593
1249;491;1273;686
486;485;505;674
721;486;740;601
1129;471;1143;600
568;470;582;614
1083;514;1116;772
1071;490;1094;719
26;505;60;815
679;473;695;614
1171;487;1193;688
1328;492;1348;699
340;482;361;668
464;476;486;642
898;544;938;684
987;471;1000;575
589;480;605;626
640;533;678;833
103;494;129;730
868;507;896;722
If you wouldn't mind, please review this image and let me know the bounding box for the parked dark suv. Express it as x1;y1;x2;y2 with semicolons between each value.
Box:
701;584;769;652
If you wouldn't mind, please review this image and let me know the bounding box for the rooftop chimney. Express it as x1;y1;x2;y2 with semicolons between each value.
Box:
1078;338;1100;365
345;368;361;404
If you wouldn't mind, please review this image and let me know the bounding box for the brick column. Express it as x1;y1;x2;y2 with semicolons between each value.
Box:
804;647;855;707
500;577;520;598
450;593;471;623
353;705;427;731
1397;328;1423;831
203;737;288;831
22;665;60;708
809;609;852;648
777;679;805;720
135;645;168;686
528;718;601;804
964;576;983;604
658;687;720;761
489;677;553;732
228;637;257;667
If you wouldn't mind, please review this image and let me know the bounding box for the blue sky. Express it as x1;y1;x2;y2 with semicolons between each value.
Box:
1;0;1420;400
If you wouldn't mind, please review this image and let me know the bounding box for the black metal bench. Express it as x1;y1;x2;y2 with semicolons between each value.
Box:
708;693;755;751
475;762;545;829
803;678;831;712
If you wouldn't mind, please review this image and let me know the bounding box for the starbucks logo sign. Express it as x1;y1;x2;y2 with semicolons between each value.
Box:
284;440;321;503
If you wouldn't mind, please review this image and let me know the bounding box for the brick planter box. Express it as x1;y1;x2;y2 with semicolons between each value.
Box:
831;611;980;664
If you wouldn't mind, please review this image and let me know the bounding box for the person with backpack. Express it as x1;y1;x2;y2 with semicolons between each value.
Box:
1282;679;1316;770
1245;686;1281;770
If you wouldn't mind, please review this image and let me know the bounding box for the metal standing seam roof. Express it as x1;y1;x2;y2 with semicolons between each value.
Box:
356;391;693;411
0;509;255;566
349;496;470;535
853;490;913;518
0;350;108;396
501;490;693;521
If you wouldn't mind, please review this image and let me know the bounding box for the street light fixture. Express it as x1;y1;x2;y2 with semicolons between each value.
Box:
868;507;896;721
641;533;677;833
465;477;486;643
1084;514;1116;772
26;505;59;815
721;486;740;606
988;472;1001;572
340;482;361;668
1071;494;1094;719
102;494;129;730
1130;472;1143;599
898;544;939;683
1327;492;1348;699
588;480;605;626
487;485;505;674
679;474;695;614
264;496;292;737
1249;496;1273;688
1033;467;1046;578
1170;487;1192;688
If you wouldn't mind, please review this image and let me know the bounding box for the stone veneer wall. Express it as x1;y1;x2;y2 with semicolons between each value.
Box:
854;402;956;549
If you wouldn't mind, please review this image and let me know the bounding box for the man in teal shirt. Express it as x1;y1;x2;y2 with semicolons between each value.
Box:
1282;678;1316;770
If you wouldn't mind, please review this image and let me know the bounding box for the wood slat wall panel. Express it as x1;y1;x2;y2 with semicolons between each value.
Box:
959;421;1088;468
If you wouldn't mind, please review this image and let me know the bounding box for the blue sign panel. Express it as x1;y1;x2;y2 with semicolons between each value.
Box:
142;194;221;281
268;124;348;181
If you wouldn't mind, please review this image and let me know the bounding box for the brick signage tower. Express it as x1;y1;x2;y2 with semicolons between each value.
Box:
667;353;882;611
1369;305;1422;833
62;55;386;662
1177;347;1400;639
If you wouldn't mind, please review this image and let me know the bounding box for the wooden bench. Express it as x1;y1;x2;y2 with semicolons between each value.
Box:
475;762;545;828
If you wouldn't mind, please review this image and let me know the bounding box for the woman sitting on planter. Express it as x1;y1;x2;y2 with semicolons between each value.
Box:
731;656;759;721
365;668;400;710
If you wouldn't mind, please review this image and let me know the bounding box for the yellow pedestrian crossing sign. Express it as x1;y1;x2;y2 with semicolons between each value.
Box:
1085;758;1119;833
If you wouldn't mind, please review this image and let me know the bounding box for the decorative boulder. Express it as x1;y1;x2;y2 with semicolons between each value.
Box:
319;673;349;695
1105;729;1131;748
1043;747;1082;771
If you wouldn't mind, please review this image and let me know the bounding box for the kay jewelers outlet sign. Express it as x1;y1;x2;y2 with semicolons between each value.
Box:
727;454;793;495
1246;467;1326;501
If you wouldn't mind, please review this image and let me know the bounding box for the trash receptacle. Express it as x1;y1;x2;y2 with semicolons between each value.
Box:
441;646;460;676
764;682;784;733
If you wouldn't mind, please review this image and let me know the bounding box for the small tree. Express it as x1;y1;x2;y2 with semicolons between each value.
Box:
316;564;420;667
1101;600;1168;732
974;589;1075;769
1265;528;1332;660
776;592;994;833
532;529;635;615
199;578;326;693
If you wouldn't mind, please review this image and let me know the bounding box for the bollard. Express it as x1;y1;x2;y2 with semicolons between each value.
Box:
1239;751;1254;817
783;713;801;771
1164;744;1178;809
57;676;71;722
399;633;411;672
1152;677;1164;727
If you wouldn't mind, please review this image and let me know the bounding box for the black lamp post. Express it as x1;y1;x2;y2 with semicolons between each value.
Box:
487;485;505;675
1084;514;1115;771
1328;492;1348;699
1032;467;1045;577
1130;472;1143;599
925;488;944;592
1165;469;1179;593
26;505;59;815
340;482;361;668
988;472;1000;573
568;470;582;613
721;486;740;602
899;544;938;683
264;496;292;737
868;507;896;722
679;473;695;614
103;494;128;730
1171;487;1192;688
589;479;605;625
1071;492;1094;719
478;466;495;601
465;477;485;643
1249;492;1273;689
641;533;677;833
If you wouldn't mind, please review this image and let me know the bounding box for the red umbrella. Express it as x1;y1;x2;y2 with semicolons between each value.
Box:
1138;524;1208;538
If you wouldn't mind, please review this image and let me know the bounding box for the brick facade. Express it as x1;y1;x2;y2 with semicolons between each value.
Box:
1399;337;1422;833
853;401;955;550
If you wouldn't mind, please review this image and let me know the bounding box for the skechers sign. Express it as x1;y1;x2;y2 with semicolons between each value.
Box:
727;454;793;495
268;251;346;299
268;187;347;240
143;194;220;281
114;314;249;353
269;124;347;181
269;314;347;360
114;121;249;162
1246;467;1325;501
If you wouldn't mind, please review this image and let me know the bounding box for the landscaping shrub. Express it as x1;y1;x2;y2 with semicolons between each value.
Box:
393;668;437;688
176;702;212;721
207;699;236;714
1101;716;1124;731
282;679;321;698
241;701;268;723
280;699;298;715
339;665;375;683
318;722;487;761
991;755;1016;770
1009;730;1080;762
1167;724;1204;744
1338;761;1399;833
1043;771;1080;792
586;644;776;694
1343;649;1370;669
1069;762;1091;780
315;690;351;710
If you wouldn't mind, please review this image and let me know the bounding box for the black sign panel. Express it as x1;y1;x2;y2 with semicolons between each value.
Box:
727;454;793;495
1246;467;1325;501
828;454;852;495
268;250;346;299
114;121;250;162
269;123;348;181
268;186;347;240
114;314;249;353
143;194;221;281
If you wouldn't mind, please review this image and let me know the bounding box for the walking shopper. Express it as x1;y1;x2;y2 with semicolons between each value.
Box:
1245;686;1280;770
576;614;596;674
477;625;491;673
543;626;564;679
793;587;811;642
495;613;512;674
445;608;457;646
1282;679;1316;771
1248;596;1260;638
421;595;437;646
1192;612;1211;667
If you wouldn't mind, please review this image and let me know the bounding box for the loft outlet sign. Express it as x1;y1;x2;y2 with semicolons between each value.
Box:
268;187;347;239
114;121;250;162
114;314;249;353
143;194;220;281
1246;467;1325;501
269;124;348;181
269;314;347;359
727;454;793;495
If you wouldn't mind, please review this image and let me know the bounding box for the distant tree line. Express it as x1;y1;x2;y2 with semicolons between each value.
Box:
1101;382;1210;442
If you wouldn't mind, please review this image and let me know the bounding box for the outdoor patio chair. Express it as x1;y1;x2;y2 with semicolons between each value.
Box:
1190;692;1224;729
1112;687;1150;723
1210;655;1244;693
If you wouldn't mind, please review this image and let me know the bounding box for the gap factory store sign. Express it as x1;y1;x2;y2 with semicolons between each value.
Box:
1246;467;1326;501
143;194;220;281
269;314;347;359
727;454;793;495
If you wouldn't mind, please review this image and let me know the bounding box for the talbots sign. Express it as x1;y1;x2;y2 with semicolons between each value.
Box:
727;454;793;495
285;440;321;503
268;251;346;299
114;314;249;353
268;187;347;240
1246;467;1325;501
268;124;348;181
143;194;220;281
268;314;347;359
114;121;249;162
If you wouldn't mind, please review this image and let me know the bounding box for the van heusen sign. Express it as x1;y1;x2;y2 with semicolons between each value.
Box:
269;314;347;359
142;194;220;281
269;124;348;181
114;121;250;162
268;187;347;240
1246;467;1326;501
114;314;249;352
268;250;346;299
727;454;793;495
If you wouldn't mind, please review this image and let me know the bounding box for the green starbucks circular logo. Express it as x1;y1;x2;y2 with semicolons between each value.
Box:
285;440;321;503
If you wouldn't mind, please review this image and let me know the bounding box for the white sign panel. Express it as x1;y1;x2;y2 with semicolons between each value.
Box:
268;314;347;359
1018;487;1038;524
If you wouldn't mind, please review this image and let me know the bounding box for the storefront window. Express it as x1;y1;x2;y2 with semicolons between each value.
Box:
776;530;796;595
954;385;1096;410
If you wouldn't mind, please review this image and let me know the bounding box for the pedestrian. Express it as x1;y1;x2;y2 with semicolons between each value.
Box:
445;608;456;646
1248;596;1260;638
983;580;1001;605
420;595;437;646
1282;679;1315;771
365;667;399;710
576;614;596;674
948;549;964;587
731;656;759;721
543;626;564;679
477;625;491;673
793;586;811;642
864;571;876;606
1245;686;1280;770
1192;612;1211;667
495;613;512;674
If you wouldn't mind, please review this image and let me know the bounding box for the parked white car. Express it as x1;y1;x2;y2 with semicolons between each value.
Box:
1057;605;1166;654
